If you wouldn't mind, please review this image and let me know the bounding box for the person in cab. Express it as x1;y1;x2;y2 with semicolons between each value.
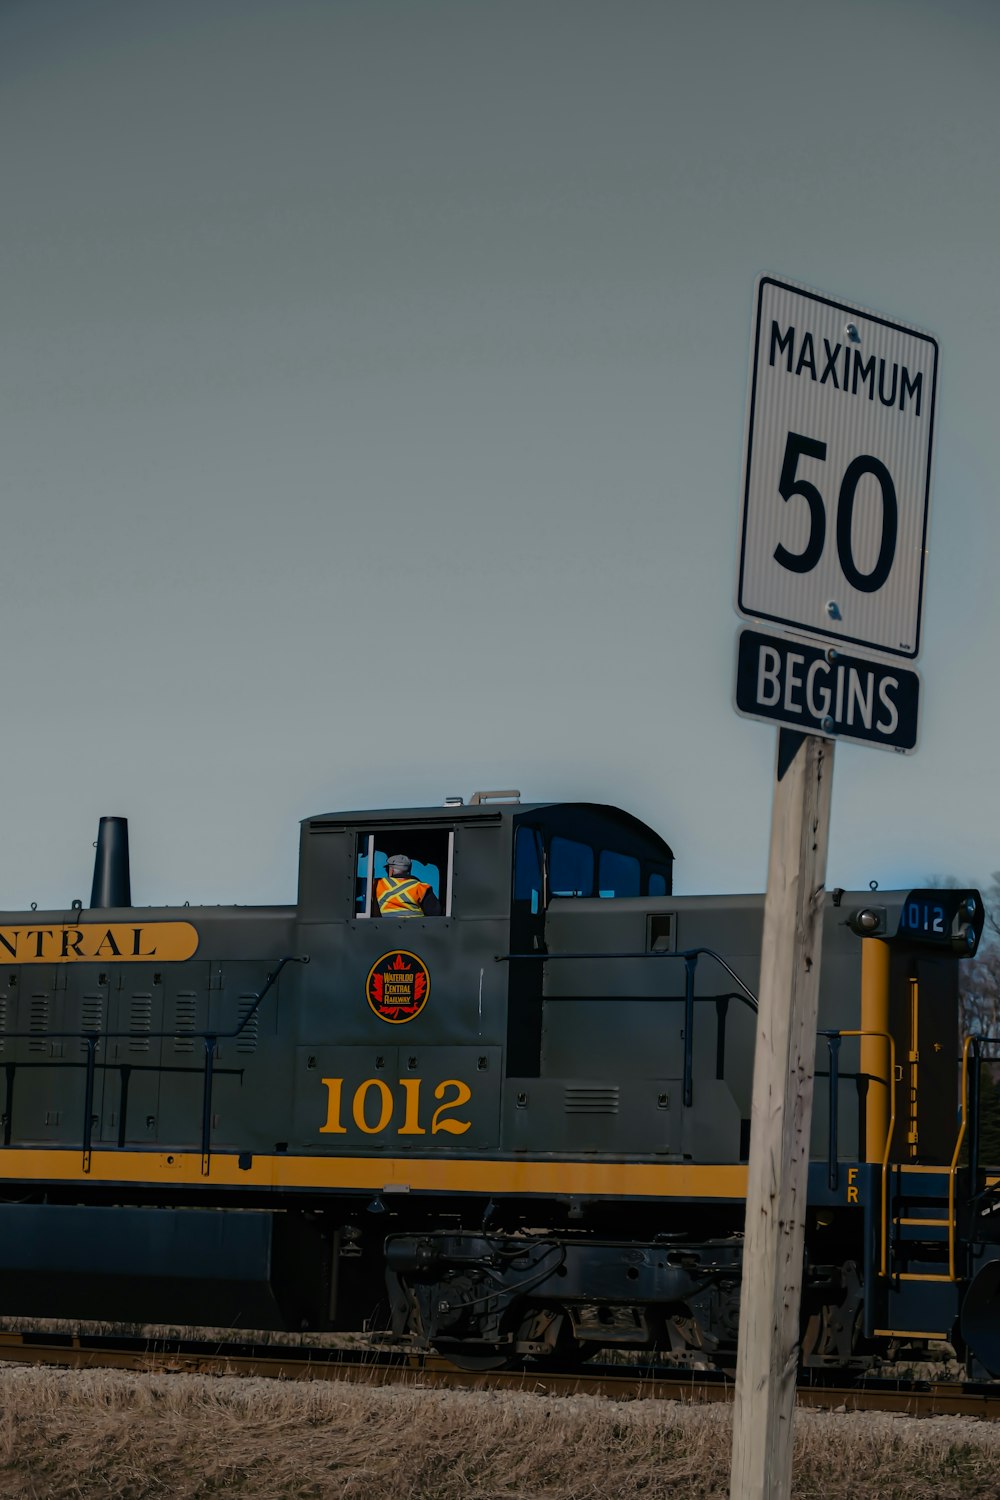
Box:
376;854;441;917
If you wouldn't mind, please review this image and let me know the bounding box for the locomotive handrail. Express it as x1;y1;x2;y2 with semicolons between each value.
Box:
496;947;757;1108
0;954;309;1046
818;1028;896;1276
495;948;758;1006
0;954;308;1175
823;1030;995;1284
961;1033;1000;1226
948;1034;984;1281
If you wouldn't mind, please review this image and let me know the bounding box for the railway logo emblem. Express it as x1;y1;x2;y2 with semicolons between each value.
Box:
366;951;430;1023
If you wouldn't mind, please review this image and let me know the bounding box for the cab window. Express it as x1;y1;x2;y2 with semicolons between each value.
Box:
355;830;452;918
598;849;640;898
549;836;594;897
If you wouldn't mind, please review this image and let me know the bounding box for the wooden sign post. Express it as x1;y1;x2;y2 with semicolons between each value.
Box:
731;277;936;1496
729;729;834;1500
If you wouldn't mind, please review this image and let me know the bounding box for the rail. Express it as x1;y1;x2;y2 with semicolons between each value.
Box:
0;955;307;1175
1;1331;999;1416
495;947;758;1108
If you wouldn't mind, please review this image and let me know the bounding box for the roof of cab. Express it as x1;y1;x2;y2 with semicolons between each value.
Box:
303;801;673;858
305;800;548;827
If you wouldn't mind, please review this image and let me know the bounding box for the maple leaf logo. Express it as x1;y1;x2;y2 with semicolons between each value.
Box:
366;951;430;1022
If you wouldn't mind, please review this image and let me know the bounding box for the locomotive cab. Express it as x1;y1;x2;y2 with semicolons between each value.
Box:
290;795;675;1159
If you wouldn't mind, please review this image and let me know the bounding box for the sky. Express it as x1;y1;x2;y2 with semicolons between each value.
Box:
1;0;998;910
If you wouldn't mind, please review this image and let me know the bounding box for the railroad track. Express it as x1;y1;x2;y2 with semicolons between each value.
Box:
0;1333;996;1419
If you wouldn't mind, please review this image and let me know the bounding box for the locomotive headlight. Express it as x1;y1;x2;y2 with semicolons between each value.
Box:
953;923;978;955
847;907;884;936
963;897;978;920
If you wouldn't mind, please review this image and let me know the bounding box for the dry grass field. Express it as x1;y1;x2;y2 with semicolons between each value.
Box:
0;1367;997;1499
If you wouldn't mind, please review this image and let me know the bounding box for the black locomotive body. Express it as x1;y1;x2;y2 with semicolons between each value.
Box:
0;792;997;1374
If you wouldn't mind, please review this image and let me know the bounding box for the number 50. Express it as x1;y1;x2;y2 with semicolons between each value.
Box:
774;431;898;594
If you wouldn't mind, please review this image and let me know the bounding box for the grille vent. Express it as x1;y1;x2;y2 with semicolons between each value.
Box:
29;994;48;1053
235;998;259;1054
80;994;105;1053
173;993;198;1053
564;1086;620;1115
0;994;6;1054
128;994;152;1053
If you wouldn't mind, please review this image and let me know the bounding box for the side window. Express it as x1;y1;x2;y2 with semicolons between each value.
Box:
355;830;452;918
514;826;544;915
646;868;669;897
598;849;640;898
549;836;594;898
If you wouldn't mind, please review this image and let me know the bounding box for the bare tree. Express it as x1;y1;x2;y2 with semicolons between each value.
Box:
961;873;1000;1044
925;872;1000;1043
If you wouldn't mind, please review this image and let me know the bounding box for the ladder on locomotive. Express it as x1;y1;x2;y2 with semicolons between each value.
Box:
880;1022;993;1340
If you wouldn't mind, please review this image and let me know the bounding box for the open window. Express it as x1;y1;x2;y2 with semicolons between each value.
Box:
355;829;453;918
513;825;545;915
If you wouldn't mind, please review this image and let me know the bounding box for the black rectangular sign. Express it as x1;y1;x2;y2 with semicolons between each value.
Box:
735;628;920;752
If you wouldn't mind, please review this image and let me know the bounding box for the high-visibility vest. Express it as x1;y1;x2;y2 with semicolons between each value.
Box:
376;875;431;917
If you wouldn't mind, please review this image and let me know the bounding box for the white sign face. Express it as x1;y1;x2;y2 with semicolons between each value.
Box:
736;276;937;659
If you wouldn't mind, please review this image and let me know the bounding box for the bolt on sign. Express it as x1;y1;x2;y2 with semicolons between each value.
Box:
736;275;938;661
735;627;920;752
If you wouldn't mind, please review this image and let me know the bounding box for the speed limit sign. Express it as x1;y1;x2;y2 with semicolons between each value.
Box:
736;276;938;660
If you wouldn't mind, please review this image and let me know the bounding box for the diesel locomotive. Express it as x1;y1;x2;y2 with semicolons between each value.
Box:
0;790;998;1375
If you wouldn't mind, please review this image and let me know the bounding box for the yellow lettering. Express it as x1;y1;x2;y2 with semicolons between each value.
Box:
353;1078;393;1135
319;1078;347;1134
397;1077;426;1135
847;1167;859;1185
319;1076;476;1139
431;1079;472;1135
847;1186;859;1203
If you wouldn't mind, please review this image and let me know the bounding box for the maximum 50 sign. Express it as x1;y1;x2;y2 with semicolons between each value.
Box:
737;277;938;659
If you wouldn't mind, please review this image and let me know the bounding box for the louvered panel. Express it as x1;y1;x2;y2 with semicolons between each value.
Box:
128;993;152;1053
235;997;259;1054
29;993;48;1053
79;993;105;1053
173;992;198;1053
0;993;6;1054
564;1085;620;1114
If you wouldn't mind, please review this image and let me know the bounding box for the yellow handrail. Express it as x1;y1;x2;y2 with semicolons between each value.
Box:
947;1034;977;1281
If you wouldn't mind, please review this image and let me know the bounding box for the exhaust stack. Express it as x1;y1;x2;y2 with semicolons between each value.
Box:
89;816;132;909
